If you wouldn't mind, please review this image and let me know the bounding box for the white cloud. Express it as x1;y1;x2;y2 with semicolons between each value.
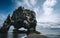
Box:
0;14;7;28
33;7;40;16
36;0;58;22
29;0;37;6
43;0;57;16
23;0;31;7
14;0;37;8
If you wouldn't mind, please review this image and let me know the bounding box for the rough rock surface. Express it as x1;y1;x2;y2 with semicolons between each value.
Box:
0;6;37;32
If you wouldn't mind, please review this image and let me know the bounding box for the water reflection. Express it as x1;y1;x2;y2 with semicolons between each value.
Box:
0;33;8;38
0;31;47;38
0;32;27;38
13;32;26;38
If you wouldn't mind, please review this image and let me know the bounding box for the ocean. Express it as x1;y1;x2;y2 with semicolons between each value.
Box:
0;28;60;38
0;22;60;38
36;28;60;38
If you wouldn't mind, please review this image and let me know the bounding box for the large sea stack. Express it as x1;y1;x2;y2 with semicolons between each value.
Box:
0;6;37;32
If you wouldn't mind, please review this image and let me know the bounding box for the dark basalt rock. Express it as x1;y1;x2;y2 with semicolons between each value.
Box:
0;14;11;33
0;6;37;32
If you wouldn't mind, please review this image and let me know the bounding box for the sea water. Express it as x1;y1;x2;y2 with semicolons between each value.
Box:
37;28;60;38
0;28;60;38
0;23;60;38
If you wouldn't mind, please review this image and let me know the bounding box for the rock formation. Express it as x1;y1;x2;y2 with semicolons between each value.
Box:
0;6;37;32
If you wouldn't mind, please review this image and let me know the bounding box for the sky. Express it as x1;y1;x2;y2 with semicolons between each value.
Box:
0;0;60;28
